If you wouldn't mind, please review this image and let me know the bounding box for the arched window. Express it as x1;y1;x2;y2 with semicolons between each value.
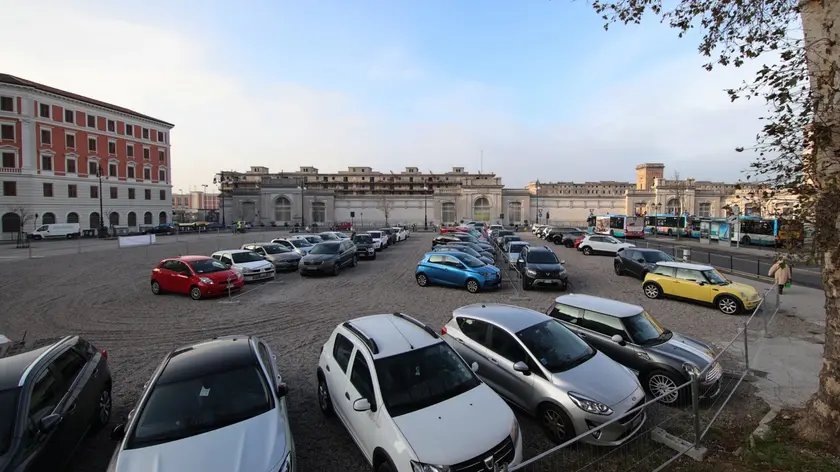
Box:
311;202;326;223
442;202;456;224
473;197;491;222
42;212;56;225
144;211;153;225
89;212;100;229
507;202;522;224
666;198;681;215
698;203;712;217
1;212;21;234
109;212;120;226
159;211;168;224
128;212;137;227
274;196;292;222
66;212;79;224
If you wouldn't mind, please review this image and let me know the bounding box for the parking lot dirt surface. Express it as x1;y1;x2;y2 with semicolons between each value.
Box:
0;231;795;471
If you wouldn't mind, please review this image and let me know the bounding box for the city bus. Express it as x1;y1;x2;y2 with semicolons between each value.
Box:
689;217;727;239
594;214;646;238
732;216;805;247
644;214;690;237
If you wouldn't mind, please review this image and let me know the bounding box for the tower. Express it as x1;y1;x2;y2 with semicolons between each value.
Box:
635;163;665;190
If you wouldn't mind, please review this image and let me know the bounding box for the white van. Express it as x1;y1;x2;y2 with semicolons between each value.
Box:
30;223;81;240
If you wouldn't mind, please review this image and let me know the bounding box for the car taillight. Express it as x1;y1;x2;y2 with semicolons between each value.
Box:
441;326;447;335
101;349;108;360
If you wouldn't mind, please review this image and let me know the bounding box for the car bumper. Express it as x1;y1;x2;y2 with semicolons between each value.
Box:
529;276;568;286
480;274;502;288
274;260;300;270
743;299;761;311
573;407;646;446
357;248;376;257
299;264;335;274
199;281;244;296
243;270;275;282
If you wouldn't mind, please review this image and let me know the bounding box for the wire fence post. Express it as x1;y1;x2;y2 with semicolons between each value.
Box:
729;254;734;272
756;258;760;276
743;322;750;372
690;370;702;447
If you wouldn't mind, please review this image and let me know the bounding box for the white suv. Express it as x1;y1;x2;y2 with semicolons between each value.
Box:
577;234;635;256
316;313;522;472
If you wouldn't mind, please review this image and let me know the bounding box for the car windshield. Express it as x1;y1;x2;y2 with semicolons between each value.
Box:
375;342;480;417
310;243;340;255
262;244;291;254
509;244;527;254
497;231;513;237
231;252;265;263
459;247;481;258
368;232;382;238
319;233;338;241
126;365;272;449
290;239;313;248
353;235;373;244
0;389;19;455
642;251;674;263
189;259;229;274
456;254;486;268
516;320;595;373
304;236;323;244
702;269;729;285
623;311;672;345
528;251;558;264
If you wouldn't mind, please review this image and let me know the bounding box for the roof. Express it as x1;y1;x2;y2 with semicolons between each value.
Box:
554;294;643;318
0;337;66;389
526;246;552;253
157;336;257;385
212;249;250;254
169;255;213;262
346;314;440;359
453;303;548;334
0;73;174;127
508;241;530;247
633;247;668;254
657;261;714;271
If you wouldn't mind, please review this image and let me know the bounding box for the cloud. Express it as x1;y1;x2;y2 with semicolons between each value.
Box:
1;1;770;191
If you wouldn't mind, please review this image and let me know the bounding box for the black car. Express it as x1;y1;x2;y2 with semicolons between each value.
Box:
557;230;586;247
544;227;582;244
379;228;397;245
431;234;463;249
144;224;175;235
614;248;675;279
494;230;514;247
548;294;722;405
352;234;377;260
514;245;569;291
449;242;496;261
0;336;112;472
299;240;358;276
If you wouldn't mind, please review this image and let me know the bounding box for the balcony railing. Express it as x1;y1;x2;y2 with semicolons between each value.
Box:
0;167;21;174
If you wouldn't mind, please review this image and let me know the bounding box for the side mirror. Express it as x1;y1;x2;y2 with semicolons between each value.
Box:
353;398;371;412
611;334;626;346
637;258;645;263
276;382;289;398
110;423;126;440
697;281;706;286
513;361;530;374
560;260;566;265
471;362;479;373
38;413;62;433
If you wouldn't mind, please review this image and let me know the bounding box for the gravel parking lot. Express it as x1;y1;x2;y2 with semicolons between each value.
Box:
0;231;776;471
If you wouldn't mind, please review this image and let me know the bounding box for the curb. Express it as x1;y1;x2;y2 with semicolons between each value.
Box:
748;407;780;448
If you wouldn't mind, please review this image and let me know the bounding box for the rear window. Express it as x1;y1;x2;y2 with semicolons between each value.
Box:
0;389;19;455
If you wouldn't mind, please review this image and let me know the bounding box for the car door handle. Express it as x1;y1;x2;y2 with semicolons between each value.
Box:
68;403;77;414
344;392;350;400
489;358;499;365
455;337;465;344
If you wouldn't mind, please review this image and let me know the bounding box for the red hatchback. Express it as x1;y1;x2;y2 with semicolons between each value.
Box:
150;255;245;300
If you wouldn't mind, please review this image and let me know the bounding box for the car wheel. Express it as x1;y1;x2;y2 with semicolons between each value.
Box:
151;281;162;295
371;253;376;260
466;279;480;293
559;281;568;292
317;375;335;417
643;282;661;299
647;370;686;406
741;235;751;245
93;387;112;430
332;265;340;276
582;246;593;255
521;277;532;291
614;262;624;276
539;404;575;444
351;256;358;267
716;295;741;315
565;241;573;248
416;273;429;287
189;286;202;300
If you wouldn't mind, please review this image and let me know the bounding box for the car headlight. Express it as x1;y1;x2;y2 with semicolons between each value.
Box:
739;291;748;299
199;277;213;284
683;363;701;377
278;451;292;472
510;419;520;445
556;269;566;277
478;271;494;277
411;461;451;472
568;392;613;415
526;269;537;276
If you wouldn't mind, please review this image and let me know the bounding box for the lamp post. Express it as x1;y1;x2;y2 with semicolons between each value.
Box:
654;203;662;237
212;173;229;227
423;184;429;231
96;164;106;237
299;180;307;229
535;180;541;224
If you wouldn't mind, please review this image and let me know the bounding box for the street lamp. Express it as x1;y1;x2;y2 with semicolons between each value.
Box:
535;180;541;224
299;179;307;229
423;184;429;230
96;164;106;237
212;173;231;227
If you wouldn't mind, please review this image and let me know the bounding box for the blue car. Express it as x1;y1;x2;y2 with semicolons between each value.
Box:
427;245;495;265
415;251;502;293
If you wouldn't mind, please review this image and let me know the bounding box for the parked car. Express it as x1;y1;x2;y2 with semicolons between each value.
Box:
514;246;569;291
0;334;9;344
272;237;314;255
390;227;408;241
318;231;342;241
506;241;530;268
500;235;521;251
151;256;245;299
379;228;398;245
367;230;388;250
558;230;586;247
577;234;635;256
242;242;302;270
299;240;358;276
614;248;675;279
439;225;471;234
107;336;294;472
0;335;112;471
545;227;584;244
298;234;324;245
531;224;548;235
352;234;377;259
431;234;463;249
441;303;646;445
317;313;522;472
211;249;276;282
494;230;515;247
548;294;723;405
145;223;175;235
416;251;501;293
449;241;496;261
29;223;82;240
487;224;504;238
573;234;586;249
642;262;761;315
430;245;494;265
449;233;493;251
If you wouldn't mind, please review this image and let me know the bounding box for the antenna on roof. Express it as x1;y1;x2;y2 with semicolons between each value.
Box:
21;330;27;343
387;316;414;350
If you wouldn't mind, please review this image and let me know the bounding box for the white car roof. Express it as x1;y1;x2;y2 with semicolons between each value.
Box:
656;261;714;271
344;314;440;359
508;241;530;247
212;249;250;255
554;294;643;318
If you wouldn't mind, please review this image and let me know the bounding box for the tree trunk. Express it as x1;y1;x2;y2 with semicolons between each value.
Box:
799;0;840;445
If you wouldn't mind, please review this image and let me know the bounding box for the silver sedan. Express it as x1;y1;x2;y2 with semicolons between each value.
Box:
441;303;647;446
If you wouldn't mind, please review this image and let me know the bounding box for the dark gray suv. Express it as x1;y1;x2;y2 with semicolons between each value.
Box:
547;294;722;406
299;240;358;276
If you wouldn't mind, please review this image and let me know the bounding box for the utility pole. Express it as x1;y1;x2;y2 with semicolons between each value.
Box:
96;164;106;237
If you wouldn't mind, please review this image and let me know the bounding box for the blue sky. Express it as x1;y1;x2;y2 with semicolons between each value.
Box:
4;0;766;189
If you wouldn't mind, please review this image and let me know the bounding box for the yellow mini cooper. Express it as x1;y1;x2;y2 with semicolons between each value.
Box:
642;262;761;315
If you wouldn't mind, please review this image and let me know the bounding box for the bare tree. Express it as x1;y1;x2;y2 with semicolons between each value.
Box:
6;207;35;246
589;0;840;443
376;197;394;226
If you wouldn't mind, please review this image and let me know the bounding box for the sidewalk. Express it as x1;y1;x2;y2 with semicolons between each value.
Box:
722;274;825;409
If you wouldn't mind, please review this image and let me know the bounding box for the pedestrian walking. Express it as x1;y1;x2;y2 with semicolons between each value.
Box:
768;257;793;294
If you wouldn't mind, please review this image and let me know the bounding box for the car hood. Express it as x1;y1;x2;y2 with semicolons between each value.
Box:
551;351;639;407
727;282;759;297
302;253;339;263
112;410;288;472
355;242;374;249
392;384;513;466
202;270;241;283
267;252;300;262
525;263;565;272
293;246;313;253
469;264;500;274
648;333;716;367
233;260;273;271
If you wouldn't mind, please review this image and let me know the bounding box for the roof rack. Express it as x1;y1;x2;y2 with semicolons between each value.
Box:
342;322;379;354
392;313;439;339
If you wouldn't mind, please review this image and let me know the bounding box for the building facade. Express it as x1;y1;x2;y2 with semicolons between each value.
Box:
0;74;174;239
172;189;219;222
218;163;796;227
